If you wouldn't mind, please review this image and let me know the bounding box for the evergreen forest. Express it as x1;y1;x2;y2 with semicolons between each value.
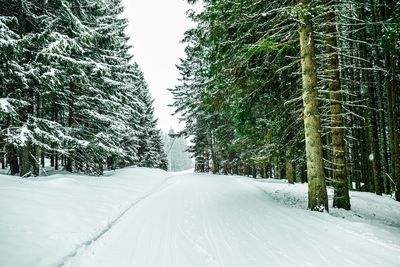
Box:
171;0;400;211
1;1;400;265
0;0;167;176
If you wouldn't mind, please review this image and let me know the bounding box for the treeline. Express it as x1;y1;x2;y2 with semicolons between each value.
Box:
171;0;400;210
0;0;167;176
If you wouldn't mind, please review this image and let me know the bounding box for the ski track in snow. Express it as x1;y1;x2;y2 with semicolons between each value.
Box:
65;173;400;267
2;169;400;267
57;174;176;267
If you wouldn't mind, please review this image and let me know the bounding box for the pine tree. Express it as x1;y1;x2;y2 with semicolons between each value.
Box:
0;0;167;175
164;129;193;171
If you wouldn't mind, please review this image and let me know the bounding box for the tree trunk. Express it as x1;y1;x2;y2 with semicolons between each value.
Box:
286;146;294;184
382;0;400;200
260;165;265;178
385;50;400;200
243;164;249;176
7;145;19;175
50;152;54;167
324;0;350;209
31;145;40;176
19;145;31;177
65;79;75;173
41;152;45;168
1;153;4;169
252;165;257;178
210;133;218;174
297;0;329;212
301;163;307;184
55;152;59;170
223;164;228;175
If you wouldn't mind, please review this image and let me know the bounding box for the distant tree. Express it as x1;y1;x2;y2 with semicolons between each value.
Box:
164;129;193;172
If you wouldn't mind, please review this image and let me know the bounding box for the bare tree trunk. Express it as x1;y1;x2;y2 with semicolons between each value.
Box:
55;152;59;170
1;153;4;170
31;93;42;176
7;145;19;175
20;145;31;177
382;0;400;200
379;0;400;201
297;0;329;211
210;132;218;174
324;0;350;209
286;146;294;184
65;80;74;173
243;164;249;176
385;49;400;200
372;1;391;193
252;165;257;178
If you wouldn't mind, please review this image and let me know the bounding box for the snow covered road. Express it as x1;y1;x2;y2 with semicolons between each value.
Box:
67;173;400;267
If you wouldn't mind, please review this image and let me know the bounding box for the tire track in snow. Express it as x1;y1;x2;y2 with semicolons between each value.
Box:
56;174;176;267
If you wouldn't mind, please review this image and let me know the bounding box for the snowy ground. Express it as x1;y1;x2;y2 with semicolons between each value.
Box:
1;169;400;267
0;168;171;267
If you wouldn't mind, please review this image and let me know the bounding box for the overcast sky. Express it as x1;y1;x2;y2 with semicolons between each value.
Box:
122;0;194;133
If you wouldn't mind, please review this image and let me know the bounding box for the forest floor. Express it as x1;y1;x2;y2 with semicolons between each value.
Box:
1;168;400;267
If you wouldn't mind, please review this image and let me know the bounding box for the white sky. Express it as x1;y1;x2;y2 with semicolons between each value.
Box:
122;0;194;133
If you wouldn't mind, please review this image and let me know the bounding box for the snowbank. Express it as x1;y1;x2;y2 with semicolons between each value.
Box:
0;167;171;267
249;178;400;251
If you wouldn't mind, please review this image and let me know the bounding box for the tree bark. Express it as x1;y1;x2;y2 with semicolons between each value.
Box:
19;145;31;177
210;133;218;174
286;146;294;184
65;79;75;173
382;0;400;200
1;153;4;169
385;49;400;200
252;165;257;178
324;0;350;209
7;145;19;175
297;0;329;212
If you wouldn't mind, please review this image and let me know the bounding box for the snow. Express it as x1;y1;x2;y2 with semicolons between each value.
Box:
250;178;400;229
0;168;171;267
18;124;30;145
369;153;374;161
0;98;15;114
1;171;400;267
